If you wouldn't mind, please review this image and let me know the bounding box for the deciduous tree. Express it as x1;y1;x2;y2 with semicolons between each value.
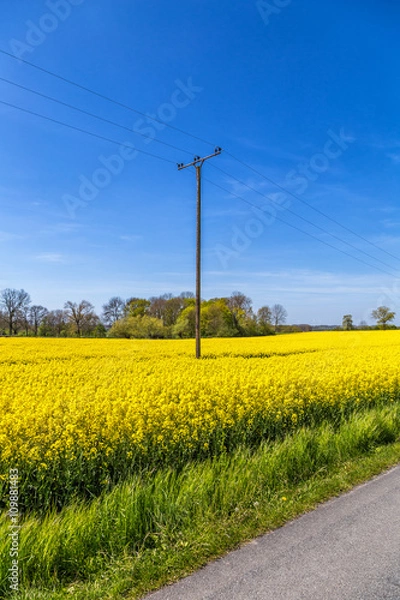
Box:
257;305;273;334
227;291;253;332
342;314;353;330
64;300;98;337
271;303;287;332
125;297;151;318
108;315;165;339
102;296;125;326
0;288;31;335
371;306;395;329
29;305;49;336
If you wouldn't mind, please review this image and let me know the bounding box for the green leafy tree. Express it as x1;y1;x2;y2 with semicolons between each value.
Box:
241;313;259;337
125;297;151;318
201;299;236;337
342;314;353;330
173;304;196;338
0;310;7;335
108;315;165;338
92;323;107;338
107;318;132;339
226;291;253;333
371;306;396;329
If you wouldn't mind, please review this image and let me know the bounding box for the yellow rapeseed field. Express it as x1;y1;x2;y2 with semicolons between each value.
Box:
1;331;400;508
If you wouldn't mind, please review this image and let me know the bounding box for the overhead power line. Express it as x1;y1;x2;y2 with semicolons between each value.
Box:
0;48;212;146
203;176;397;278
209;163;398;274
224;150;400;264
1;47;398;266
0;99;176;164
0;93;396;278
0;76;193;157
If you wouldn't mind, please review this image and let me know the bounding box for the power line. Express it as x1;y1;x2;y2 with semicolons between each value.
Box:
0;48;212;147
1;89;391;277
203;176;397;278
1;48;398;266
8;60;392;272
224;150;400;264
209;163;398;274
2;93;397;277
0;98;395;278
0;99;176;164
0;76;193;157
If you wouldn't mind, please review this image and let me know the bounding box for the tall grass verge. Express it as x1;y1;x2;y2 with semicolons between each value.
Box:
1;403;400;598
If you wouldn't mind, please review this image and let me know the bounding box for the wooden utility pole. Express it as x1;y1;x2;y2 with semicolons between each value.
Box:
177;148;222;358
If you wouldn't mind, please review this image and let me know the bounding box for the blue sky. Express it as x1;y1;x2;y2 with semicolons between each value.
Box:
1;0;400;324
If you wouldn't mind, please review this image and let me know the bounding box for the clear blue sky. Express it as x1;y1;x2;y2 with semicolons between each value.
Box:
1;0;399;325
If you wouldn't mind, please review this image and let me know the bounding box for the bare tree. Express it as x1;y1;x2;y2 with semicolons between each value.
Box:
257;305;272;324
0;288;31;335
227;291;252;315
17;303;31;335
64;300;98;337
164;296;185;326
102;296;125;326
257;305;273;333
29;305;48;336
271;303;287;331
148;295;170;321
44;310;68;336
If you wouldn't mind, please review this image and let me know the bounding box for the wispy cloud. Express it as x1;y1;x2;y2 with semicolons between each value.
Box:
204;268;393;296
365;137;400;151
34;253;66;263
0;231;22;242
370;234;400;248
40;223;82;235
387;153;400;164
119;235;143;242
380;218;400;229
372;205;399;215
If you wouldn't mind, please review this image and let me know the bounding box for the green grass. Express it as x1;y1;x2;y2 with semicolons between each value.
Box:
2;403;400;599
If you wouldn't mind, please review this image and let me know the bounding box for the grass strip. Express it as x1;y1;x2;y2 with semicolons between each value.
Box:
2;403;400;599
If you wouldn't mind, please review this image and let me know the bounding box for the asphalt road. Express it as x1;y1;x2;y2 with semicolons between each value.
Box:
146;465;400;600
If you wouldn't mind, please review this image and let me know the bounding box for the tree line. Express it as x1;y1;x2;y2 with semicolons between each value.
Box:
342;307;396;331
0;288;290;338
1;288;394;338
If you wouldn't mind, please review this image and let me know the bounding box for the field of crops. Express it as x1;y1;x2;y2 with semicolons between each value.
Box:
1;331;400;513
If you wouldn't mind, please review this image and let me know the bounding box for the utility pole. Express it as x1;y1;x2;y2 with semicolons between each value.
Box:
178;147;222;358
